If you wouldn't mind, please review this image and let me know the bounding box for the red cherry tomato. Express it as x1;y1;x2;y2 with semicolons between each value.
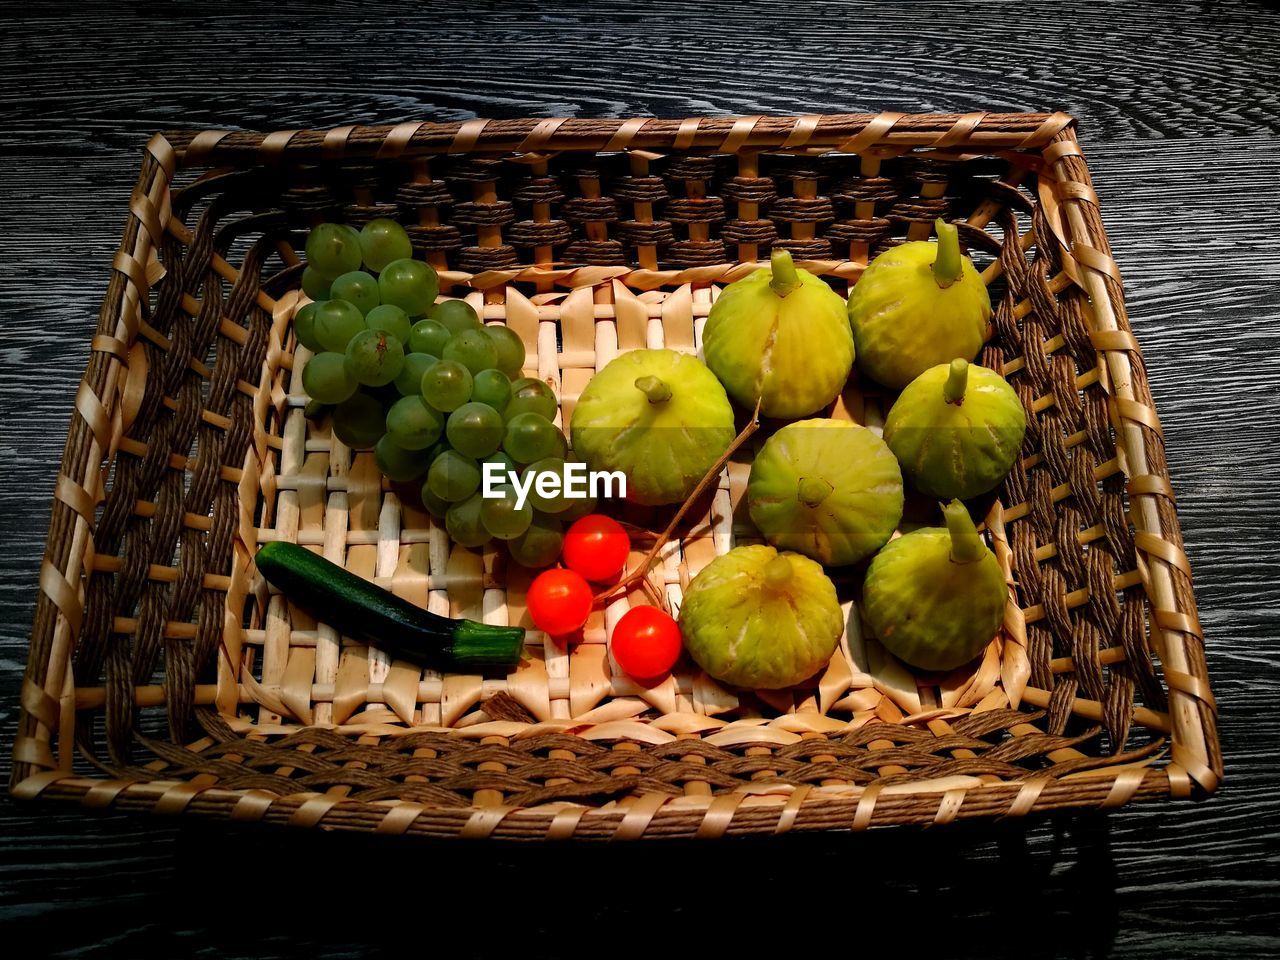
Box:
527;568;593;636
562;514;630;582
610;606;682;680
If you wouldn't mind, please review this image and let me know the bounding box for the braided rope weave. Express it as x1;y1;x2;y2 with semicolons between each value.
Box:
11;113;1220;839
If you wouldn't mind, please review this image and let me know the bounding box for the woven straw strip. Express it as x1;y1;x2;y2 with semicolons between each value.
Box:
781;114;822;149
259;130;299;161
547;805;587;840
10;736;55;769
154;781;205;816
376;802;427;835
231;790;276;822
717;116;762;155
377;121;425;160
21;681;60;730
1004;776;1050;818
834;111;905;155
39;561;82;641
932;788;968;826
8;770;68;801
612;792;669;840
602;117;650;152
461;805;516;839
183;130;231;166
518;117;570;154
448;119;490;154
933;112;986;148
695;793;746;839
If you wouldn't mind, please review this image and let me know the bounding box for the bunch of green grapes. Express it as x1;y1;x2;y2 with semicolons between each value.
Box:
297;220;579;567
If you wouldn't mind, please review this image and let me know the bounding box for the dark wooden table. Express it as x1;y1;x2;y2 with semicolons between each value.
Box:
2;2;1277;956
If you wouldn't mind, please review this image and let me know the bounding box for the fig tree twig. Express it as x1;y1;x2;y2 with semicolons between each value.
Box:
594;402;761;606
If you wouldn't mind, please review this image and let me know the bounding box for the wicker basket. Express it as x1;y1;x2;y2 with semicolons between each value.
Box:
11;113;1221;839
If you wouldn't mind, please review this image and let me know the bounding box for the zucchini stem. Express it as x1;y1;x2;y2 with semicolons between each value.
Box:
932;218;962;288
448;621;527;669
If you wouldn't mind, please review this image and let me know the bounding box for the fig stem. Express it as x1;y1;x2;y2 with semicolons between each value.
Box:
634;375;673;404
943;499;985;564
932;218;962;288
763;555;794;589
593;401;763;606
944;358;969;404
797;476;833;507
769;248;802;297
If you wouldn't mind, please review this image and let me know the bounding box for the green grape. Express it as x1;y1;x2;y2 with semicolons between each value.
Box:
306;223;363;276
294;301;325;352
446;401;504;458
503;412;567;464
557;489;599;522
508;513;565;569
420;359;473;413
393;352;438;396
427;449;482;502
314;299;367;353
504;377;558;421
481;451;517;489
523;457;571;513
442;328;499;376
302;266;335;301
420;480;451;519
332;391;386;449
445;494;492;549
302;352;357;404
345;329;405;387
365;304;412;346
385;395;443;450
471;368;512;412
378;258;438;317
430;299;482;335
303;398;329;420
330;270;380;316
367;383;404;407
359;218;413;272
375;434;432;482
409;318;451;356
484;325;527;377
480;485;533;540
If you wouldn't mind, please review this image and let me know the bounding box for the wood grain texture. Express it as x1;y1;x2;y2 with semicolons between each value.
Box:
1;0;1278;956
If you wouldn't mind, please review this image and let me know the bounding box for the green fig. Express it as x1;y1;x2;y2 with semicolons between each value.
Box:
703;249;854;418
847;219;991;390
883;358;1027;500
748;419;903;566
570;348;736;506
862;500;1006;672
680;545;844;689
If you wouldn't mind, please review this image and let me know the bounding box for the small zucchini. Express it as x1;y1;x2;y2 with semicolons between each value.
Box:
255;540;524;671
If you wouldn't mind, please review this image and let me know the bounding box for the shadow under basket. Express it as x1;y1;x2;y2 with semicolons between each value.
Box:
12;113;1221;839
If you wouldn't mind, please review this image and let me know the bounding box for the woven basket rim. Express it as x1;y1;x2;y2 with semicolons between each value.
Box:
157;111;1077;168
